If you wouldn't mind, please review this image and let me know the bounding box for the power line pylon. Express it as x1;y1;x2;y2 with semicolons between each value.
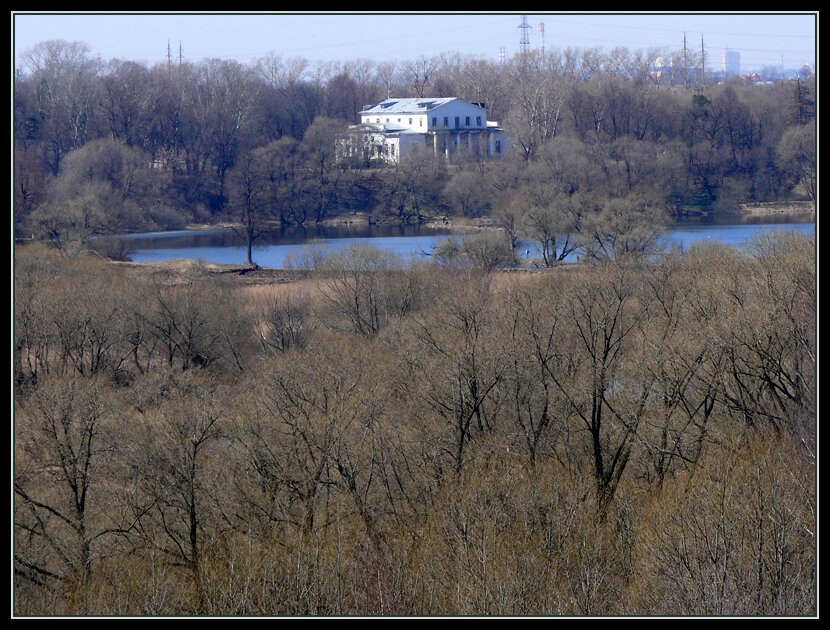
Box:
518;15;531;55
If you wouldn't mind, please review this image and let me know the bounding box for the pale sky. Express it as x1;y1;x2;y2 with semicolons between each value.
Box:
12;12;817;73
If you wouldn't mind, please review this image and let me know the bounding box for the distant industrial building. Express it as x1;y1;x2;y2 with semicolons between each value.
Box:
723;50;741;77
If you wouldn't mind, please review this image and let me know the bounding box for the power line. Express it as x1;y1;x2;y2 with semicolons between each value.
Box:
181;16;519;61
540;15;815;40
527;28;812;57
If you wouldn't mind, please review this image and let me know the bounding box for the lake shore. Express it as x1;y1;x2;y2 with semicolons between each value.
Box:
320;212;498;233
106;256;563;288
92;205;813;277
108;258;313;285
733;200;815;217
185;203;815;236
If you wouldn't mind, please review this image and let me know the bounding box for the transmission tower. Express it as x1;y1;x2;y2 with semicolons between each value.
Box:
518;15;531;54
539;21;545;68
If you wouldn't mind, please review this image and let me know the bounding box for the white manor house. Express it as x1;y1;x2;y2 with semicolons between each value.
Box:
341;97;511;164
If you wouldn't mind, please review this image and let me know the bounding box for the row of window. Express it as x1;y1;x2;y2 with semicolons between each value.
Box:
370;115;484;128
374;116;424;127
377;144;395;157
432;115;482;128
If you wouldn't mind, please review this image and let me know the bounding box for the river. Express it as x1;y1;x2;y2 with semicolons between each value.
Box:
99;215;815;268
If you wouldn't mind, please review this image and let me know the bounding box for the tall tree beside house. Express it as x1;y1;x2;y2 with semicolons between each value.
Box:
301;116;350;223
255;136;306;226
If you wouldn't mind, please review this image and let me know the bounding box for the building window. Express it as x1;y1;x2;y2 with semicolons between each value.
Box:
495;140;501;154
465;116;470;126
443;116;448;126
376;118;380;123
476;116;481;126
455;116;460;128
432;117;437;127
409;118;412;124
420;118;423;126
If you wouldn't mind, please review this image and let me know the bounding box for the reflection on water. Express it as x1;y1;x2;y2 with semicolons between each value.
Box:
661;220;815;251
676;212;815;227
97;216;815;268
107;223;451;248
104;223;462;267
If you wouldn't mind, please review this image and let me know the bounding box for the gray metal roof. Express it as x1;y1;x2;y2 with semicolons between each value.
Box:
360;97;475;115
349;122;428;136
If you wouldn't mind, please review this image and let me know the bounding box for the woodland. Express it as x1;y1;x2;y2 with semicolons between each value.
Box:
13;39;817;616
14;40;816;253
13;230;816;615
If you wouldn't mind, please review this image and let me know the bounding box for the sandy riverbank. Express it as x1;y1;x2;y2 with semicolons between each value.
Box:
108;258;312;285
323;212;498;233
735;201;815;217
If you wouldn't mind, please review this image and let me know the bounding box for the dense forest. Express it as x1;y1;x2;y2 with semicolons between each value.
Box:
14;40;816;255
13;231;816;615
13;38;817;617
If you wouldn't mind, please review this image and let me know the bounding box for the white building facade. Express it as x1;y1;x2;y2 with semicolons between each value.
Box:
342;97;510;164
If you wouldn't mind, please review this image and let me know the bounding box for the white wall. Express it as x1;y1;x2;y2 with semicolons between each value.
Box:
425;101;486;131
360;100;487;132
360;113;428;132
352;99;508;163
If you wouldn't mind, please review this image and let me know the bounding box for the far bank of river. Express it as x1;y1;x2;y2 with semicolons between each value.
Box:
96;211;815;269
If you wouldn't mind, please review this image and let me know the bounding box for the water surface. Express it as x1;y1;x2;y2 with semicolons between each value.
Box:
102;217;815;268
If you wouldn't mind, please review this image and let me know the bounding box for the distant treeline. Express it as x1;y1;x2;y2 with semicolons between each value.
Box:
14;40;816;247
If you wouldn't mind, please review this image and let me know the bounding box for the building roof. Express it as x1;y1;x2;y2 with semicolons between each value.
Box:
360;97;484;115
350;122;426;135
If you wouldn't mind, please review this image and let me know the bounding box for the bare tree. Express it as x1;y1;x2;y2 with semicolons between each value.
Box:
226;149;271;268
19;40;102;176
314;243;423;336
581;193;669;262
125;376;227;612
14;378;140;610
403;274;505;476
402;56;439;97
255;287;316;354
545;263;655;514
776;121;816;205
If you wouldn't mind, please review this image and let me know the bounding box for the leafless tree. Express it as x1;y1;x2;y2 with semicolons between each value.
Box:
124;376;228;612
14;378;142;611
